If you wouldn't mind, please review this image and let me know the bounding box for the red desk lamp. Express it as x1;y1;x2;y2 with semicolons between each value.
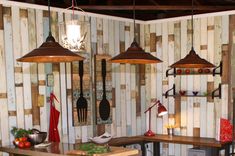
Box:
144;100;168;136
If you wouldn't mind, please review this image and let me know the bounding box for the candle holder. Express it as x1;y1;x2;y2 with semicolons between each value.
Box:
144;100;168;136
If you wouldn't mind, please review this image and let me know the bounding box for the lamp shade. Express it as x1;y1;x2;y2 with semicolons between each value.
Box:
170;48;215;68
17;35;85;63
157;103;167;116
110;40;162;64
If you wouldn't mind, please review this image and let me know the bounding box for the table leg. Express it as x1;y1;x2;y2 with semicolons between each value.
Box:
211;148;220;156
140;142;145;156
153;142;160;156
224;144;230;156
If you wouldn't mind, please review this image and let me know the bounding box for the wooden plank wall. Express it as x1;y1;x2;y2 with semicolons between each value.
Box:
0;1;232;156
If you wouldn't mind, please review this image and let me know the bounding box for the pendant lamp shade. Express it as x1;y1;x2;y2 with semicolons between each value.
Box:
17;35;84;63
170;0;215;68
17;0;85;63
170;48;215;68
110;0;162;64
110;40;162;64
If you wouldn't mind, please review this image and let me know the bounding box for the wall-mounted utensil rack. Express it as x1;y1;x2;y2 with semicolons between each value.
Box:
163;83;222;99
166;61;222;77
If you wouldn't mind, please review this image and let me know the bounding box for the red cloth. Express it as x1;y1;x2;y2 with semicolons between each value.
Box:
48;93;60;142
220;118;233;142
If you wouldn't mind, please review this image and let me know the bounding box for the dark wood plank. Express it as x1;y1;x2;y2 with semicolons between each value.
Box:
0;5;3;30
31;84;40;126
207;81;214;102
174;96;181;127
78;5;235;10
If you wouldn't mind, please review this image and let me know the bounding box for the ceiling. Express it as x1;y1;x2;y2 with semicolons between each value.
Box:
11;0;235;20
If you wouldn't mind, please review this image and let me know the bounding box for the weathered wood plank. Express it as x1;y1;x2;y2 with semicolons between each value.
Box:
0;7;9;146
125;22;132;136
162;22;168;134
58;12;68;143
12;6;25;129
28;8;39;129
214;16;222;122
36;9;47;132
200;17;208;137
4;6;17;142
207;17;214;82
156;23;163;134
149;23;157;135
180;21;187;138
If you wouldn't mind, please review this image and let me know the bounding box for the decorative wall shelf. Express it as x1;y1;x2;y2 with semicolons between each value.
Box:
166;61;223;77
163;83;221;99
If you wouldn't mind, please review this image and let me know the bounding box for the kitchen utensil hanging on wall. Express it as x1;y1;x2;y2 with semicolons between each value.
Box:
99;59;110;121
76;60;88;123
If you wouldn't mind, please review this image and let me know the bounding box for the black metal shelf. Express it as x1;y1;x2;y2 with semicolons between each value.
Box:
166;61;222;77
163;83;221;99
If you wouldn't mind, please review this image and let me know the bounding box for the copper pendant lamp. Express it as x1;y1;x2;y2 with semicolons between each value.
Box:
110;0;162;64
170;0;215;68
17;0;84;63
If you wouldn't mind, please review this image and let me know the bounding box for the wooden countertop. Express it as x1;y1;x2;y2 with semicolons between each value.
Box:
0;142;139;156
142;134;231;148
0;135;230;156
109;134;230;148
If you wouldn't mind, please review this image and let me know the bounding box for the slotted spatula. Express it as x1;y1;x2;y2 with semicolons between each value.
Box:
76;60;88;123
99;59;110;121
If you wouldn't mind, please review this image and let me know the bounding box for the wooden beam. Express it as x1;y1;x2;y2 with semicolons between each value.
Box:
149;0;159;6
89;0;96;5
78;5;234;11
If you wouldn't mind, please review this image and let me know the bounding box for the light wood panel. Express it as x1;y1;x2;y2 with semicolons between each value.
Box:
0;3;231;156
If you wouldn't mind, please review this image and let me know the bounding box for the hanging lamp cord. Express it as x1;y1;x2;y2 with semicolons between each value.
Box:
133;0;136;42
191;0;194;50
46;0;55;42
72;0;75;20
48;0;52;36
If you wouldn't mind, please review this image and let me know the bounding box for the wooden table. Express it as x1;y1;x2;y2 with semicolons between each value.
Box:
0;142;139;156
109;135;231;156
0;135;230;156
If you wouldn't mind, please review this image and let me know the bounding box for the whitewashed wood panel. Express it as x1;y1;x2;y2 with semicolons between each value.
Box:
125;22;132;135
156;23;163;134
207;17;214;82
108;20;117;136
97;18;103;54
214;16;222;120
0;17;9;146
58;12;69;143
113;21;121;130
138;24;145;135
4;8;17;142
206;102;215;137
221;84;228;119
67;63;75;143
186;20;194;137
200;17;208;137
221;15;229;44
36;9;47;133
12;6;24;129
144;24;152;136
162;22;168;134
180;20;187;89
120;63;126;136
193;18;201;93
149;23;157;134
